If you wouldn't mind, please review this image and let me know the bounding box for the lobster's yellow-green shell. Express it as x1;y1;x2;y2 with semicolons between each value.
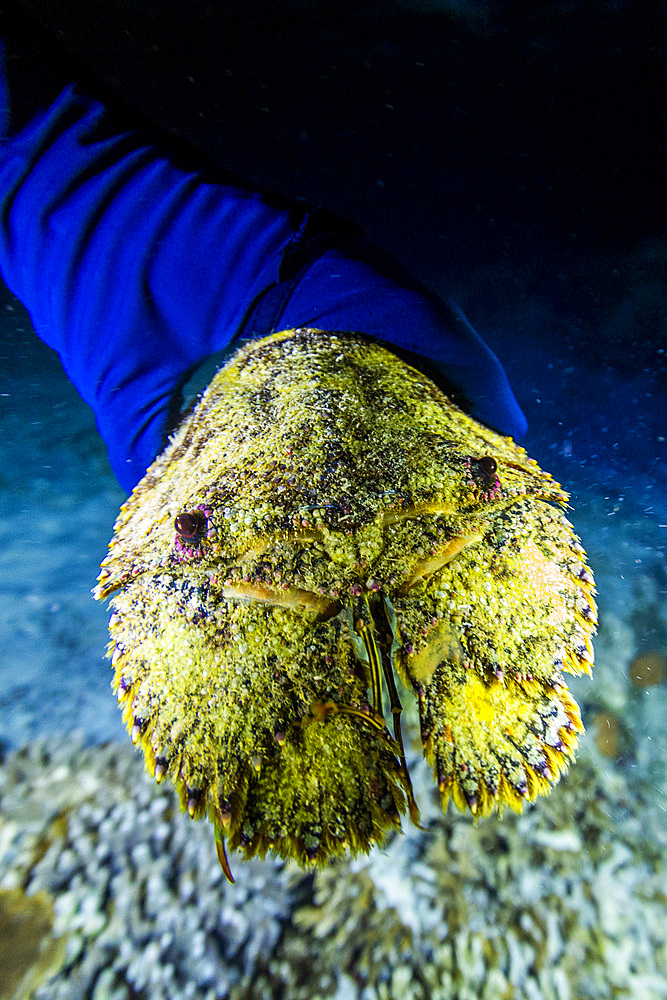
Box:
95;329;596;873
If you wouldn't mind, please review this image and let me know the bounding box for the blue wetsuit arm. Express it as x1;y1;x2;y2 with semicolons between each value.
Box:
0;17;526;492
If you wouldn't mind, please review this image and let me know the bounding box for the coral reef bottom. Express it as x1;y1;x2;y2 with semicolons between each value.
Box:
0;731;665;1000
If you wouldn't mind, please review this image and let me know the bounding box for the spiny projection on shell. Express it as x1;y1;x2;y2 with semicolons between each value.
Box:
94;328;596;878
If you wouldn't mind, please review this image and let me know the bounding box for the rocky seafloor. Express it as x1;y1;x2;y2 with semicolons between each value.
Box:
1;697;666;1000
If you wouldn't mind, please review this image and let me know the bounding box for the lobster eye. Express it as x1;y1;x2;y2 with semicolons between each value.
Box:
478;456;498;477
174;511;203;539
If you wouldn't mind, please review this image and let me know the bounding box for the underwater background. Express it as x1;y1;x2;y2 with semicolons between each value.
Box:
1;1;665;998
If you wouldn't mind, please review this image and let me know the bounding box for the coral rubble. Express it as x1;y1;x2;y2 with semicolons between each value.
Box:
0;732;665;1000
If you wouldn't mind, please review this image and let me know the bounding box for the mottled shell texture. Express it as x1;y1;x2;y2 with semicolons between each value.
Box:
96;329;596;874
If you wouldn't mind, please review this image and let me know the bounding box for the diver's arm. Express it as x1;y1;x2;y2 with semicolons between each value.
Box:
0;10;526;493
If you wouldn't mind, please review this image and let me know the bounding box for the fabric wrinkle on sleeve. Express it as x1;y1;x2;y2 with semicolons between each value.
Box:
0;81;302;490
268;246;528;441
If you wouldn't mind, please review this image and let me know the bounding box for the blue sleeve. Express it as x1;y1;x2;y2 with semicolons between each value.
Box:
0;23;526;493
